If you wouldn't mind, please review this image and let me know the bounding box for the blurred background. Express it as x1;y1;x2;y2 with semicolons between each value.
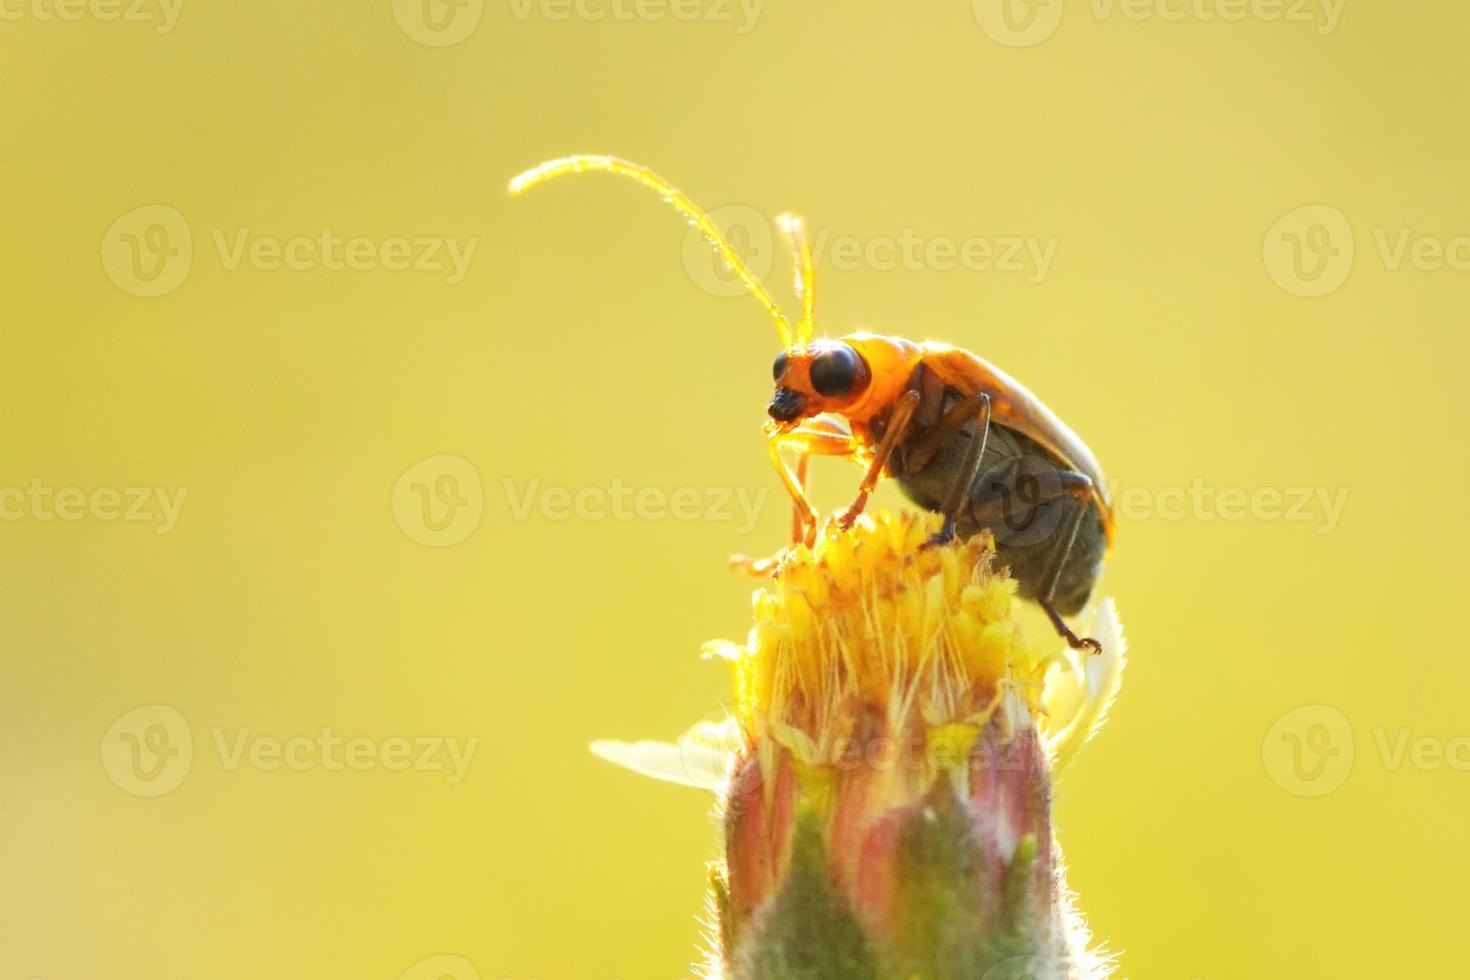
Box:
2;2;1468;978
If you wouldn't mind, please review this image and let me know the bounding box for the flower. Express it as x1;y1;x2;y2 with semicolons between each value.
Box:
593;510;1125;979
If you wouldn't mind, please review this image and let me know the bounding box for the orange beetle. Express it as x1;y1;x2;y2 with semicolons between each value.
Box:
510;156;1113;652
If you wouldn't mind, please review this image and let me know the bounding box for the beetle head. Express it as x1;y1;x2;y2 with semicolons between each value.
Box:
768;341;873;424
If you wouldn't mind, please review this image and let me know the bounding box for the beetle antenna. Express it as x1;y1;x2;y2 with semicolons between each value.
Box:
776;213;816;346
509;155;795;348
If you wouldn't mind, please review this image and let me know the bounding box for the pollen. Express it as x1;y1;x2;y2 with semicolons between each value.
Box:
727;511;1052;801
591;508;1125;979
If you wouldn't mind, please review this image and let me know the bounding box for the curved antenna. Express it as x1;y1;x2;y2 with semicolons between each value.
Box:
508;155;795;348
776;213;816;346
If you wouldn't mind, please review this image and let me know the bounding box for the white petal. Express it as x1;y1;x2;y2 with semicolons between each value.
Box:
1046;598;1128;775
1040;600;1101;738
590;716;742;792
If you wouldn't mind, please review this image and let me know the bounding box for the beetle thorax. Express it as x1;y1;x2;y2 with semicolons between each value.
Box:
837;333;925;427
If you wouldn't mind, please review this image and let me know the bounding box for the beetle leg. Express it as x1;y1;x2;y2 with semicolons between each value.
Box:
768;434;818;543
1036;471;1102;655
730;422;859;576
907;391;991;473
771;417;859;455
837;389;921;530
791;450;810;544
923;393;992;548
1040;600;1101;657
729;552;785;577
771;419;856;542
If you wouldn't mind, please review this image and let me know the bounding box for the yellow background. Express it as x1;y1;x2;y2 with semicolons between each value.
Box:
3;2;1469;978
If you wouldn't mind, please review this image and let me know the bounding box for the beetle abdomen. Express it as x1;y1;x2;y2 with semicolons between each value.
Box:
892;397;1107;617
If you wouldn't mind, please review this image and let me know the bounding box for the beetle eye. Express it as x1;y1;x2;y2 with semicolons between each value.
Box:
772;351;789;382
810;345;862;397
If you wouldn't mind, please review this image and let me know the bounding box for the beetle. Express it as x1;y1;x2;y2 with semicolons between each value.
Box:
509;156;1113;652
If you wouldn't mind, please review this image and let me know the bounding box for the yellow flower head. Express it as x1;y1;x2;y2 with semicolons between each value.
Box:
594;511;1125;979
